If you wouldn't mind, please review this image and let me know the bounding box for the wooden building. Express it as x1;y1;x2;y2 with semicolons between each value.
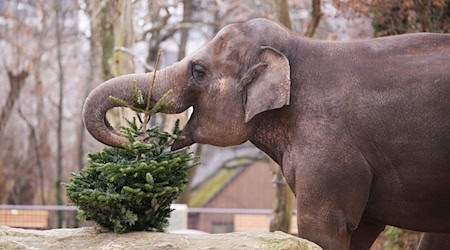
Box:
188;159;297;233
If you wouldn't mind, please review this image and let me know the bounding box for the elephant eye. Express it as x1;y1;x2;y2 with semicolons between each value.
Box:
192;63;207;82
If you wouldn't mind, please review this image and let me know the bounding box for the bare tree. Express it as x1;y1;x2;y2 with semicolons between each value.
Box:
178;0;193;61
0;0;94;216
273;0;292;30
17;107;46;205
89;1;115;80
112;0;134;77
0;71;29;136
31;2;51;206
333;0;449;36
304;0;322;38
268;0;294;233
77;0;103;173
0;0;51;206
107;0;136;127
54;0;65;227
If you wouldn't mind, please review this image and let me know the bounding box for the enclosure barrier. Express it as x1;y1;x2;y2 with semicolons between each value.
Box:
0;205;297;233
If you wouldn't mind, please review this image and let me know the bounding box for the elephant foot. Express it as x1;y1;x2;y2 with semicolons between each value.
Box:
349;219;385;250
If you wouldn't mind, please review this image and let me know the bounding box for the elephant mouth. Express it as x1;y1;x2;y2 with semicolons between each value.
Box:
170;112;197;151
171;134;194;151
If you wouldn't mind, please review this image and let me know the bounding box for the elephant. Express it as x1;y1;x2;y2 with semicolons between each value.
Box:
82;18;450;249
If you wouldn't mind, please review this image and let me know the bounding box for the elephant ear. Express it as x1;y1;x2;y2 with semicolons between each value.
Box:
239;46;291;123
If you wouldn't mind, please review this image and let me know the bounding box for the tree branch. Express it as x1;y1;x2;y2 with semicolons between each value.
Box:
140;7;172;40
114;46;154;71
304;0;322;38
142;21;218;41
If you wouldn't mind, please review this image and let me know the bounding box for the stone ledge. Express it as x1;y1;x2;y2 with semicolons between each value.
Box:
0;226;321;250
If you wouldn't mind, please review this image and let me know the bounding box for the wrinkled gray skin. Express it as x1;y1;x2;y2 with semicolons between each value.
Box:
83;18;450;249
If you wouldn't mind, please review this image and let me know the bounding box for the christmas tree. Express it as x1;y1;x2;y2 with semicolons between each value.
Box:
66;82;197;233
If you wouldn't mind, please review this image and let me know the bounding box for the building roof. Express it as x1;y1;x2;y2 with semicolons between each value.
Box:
188;157;263;207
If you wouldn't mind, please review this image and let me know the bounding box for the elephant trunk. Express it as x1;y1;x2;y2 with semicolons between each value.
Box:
82;63;185;148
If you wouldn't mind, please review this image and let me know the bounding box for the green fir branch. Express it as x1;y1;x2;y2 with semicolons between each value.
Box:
66;83;197;233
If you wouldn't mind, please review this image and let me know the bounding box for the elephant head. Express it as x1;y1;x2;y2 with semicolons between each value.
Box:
83;18;292;150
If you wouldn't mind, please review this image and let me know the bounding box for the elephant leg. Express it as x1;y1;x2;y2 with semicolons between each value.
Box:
418;233;450;250
349;219;385;250
293;164;373;249
296;212;352;249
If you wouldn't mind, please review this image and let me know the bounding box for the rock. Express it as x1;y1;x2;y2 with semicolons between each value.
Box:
0;226;321;250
